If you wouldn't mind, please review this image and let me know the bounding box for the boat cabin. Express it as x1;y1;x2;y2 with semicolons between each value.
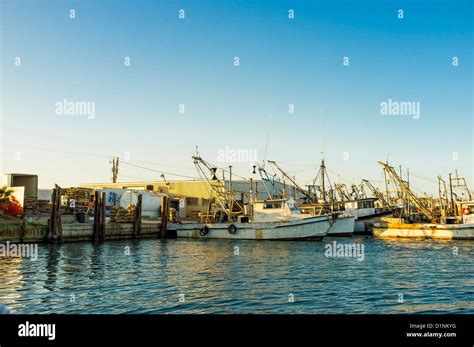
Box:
343;198;377;219
299;198;377;219
459;201;474;224
251;198;304;222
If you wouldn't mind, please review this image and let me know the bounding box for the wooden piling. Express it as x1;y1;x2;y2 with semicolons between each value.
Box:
160;196;169;239
20;218;27;242
133;194;142;238
48;186;63;243
99;192;106;241
48;188;57;241
93;191;100;242
56;186;63;242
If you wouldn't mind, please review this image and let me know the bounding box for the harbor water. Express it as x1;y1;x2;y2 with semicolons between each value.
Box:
0;237;472;314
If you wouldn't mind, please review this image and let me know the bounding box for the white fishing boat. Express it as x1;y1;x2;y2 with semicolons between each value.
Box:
169;154;332;241
268;160;355;237
170;199;331;240
268;159;399;236
298;204;355;236
341;197;394;234
328;214;356;236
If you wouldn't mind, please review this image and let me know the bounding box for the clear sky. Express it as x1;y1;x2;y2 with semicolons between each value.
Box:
1;0;472;196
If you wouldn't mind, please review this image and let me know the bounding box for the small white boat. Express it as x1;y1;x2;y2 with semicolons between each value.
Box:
169;199;331;240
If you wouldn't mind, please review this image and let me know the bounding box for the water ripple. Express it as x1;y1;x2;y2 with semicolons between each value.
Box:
0;237;472;314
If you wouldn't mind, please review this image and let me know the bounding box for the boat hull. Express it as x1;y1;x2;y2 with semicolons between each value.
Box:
372;223;474;240
353;210;395;235
169;215;331;240
327;215;355;237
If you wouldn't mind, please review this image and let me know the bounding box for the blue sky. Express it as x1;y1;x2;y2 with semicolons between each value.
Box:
1;0;472;195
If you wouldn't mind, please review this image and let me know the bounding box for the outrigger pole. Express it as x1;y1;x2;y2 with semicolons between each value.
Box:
193;155;244;222
378;161;436;223
267;160;317;203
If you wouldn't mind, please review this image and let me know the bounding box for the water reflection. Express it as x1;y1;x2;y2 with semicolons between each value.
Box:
0;258;23;307
0;237;472;314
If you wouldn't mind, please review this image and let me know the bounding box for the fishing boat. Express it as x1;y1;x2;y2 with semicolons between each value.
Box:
170;199;331;240
267;159;355;237
327;214;355;236
372;221;474;240
339;197;394;234
267;159;399;236
372;162;474;240
297;204;355;236
168;155;332;240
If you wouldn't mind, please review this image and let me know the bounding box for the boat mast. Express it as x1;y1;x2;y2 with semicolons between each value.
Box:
383;156;390;205
378;161;437;223
320;108;326;203
229;165;234;216
449;170;472;202
192;155;244;222
437;175;447;223
320;159;326;203
449;172;455;214
253;162;273;200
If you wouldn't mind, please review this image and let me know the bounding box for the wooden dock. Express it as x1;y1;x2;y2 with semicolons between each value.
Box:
0;191;176;244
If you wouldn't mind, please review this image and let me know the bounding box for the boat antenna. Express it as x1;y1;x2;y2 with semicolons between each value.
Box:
263;116;271;168
320;108;327;202
321;108;324;161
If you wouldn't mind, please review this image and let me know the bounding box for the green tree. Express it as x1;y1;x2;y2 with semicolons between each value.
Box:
0;186;14;205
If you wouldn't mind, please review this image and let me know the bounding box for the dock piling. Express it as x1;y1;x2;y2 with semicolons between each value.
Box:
48;185;63;243
93;191;100;242
99;192;106;241
20;218;27;242
133;194;142;238
160;196;169;239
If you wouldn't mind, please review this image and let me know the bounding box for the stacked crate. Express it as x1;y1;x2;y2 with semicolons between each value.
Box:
110;206;135;223
24;197;51;215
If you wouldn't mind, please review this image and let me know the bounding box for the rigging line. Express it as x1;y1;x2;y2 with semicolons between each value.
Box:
273;161;316;167
321;108;324;161
119;175;163;181
4;142;189;171
121;161;199;180
2;142;112;159
219;169;248;181
123;158;192;170
199;157;249;181
263;116;271;165
325;168;354;185
408;172;438;184
363;179;386;184
286;168;317;174
268;165;279;181
194;163;214;202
